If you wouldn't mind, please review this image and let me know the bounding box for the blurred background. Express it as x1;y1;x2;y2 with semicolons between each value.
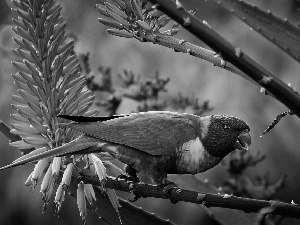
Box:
1;0;300;224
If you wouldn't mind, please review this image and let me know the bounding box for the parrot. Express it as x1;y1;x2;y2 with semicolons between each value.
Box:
0;111;251;189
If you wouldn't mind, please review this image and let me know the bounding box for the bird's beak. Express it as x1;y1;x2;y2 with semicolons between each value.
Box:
234;130;251;151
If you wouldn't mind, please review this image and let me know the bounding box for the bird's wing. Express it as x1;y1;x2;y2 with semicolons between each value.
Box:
66;112;199;156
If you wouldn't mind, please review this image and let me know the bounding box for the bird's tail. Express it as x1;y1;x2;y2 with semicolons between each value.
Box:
0;135;100;171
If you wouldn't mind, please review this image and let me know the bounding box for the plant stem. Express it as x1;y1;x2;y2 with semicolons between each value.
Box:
80;174;300;219
148;0;300;118
142;32;255;84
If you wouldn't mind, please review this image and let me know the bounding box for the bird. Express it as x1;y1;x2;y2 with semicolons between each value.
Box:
0;111;251;188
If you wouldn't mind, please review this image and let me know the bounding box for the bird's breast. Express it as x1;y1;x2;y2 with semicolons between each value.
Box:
176;137;221;174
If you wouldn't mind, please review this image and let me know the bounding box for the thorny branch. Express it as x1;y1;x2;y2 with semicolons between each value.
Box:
147;0;300;118
80;173;300;219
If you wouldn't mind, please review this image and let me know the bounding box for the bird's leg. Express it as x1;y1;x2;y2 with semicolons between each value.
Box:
124;163;140;183
122;164;143;202
116;163;140;183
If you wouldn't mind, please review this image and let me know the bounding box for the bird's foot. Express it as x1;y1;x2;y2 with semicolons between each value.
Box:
127;182;147;202
122;163;140;183
157;181;176;193
157;181;179;204
116;174;140;183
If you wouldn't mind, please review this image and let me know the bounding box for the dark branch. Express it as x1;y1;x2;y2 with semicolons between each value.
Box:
147;0;300;118
81;174;300;219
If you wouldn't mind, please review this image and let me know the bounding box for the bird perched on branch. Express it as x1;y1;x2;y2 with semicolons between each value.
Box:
0;111;251;188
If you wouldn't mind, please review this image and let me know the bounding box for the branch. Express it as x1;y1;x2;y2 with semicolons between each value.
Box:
142;32;255;84
81;174;300;219
69;176;177;225
147;0;300;118
213;0;300;63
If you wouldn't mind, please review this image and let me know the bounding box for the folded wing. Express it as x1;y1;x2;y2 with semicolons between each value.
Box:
67;112;199;156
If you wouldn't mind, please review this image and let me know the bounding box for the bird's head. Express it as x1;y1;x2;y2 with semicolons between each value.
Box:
201;115;251;158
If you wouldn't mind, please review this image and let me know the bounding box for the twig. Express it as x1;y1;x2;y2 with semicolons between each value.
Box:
142;32;256;85
261;110;294;137
81;174;300;219
147;0;300;118
0;121;21;142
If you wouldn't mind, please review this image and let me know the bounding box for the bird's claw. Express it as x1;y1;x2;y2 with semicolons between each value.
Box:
157;181;179;204
116;174;139;183
157;181;176;193
170;199;179;204
128;194;141;202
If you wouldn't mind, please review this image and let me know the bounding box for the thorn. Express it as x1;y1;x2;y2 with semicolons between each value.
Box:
269;200;277;207
203;20;212;29
291;200;298;205
183;17;191;26
186;48;191;55
235;48;243;57
220;59;226;67
197;193;206;201
260;87;266;94
178;39;186;45
188;8;197;15
175;0;183;9
152;4;159;9
258;76;273;85
223;194;233;198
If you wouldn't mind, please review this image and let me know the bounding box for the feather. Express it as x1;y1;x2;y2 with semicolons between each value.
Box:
67;111;200;156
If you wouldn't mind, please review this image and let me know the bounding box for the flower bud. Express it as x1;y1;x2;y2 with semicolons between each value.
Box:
54;182;65;213
31;159;49;190
89;154;106;191
41;163;53;196
77;181;87;224
61;163;73;187
84;183;96;205
52;157;61;186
